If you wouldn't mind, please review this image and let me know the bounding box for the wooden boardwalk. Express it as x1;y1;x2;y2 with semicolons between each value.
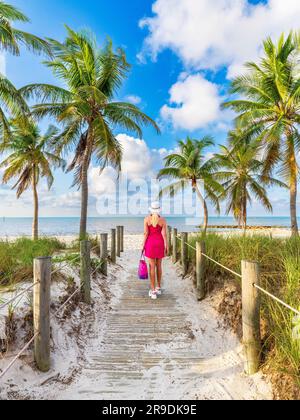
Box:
60;247;271;400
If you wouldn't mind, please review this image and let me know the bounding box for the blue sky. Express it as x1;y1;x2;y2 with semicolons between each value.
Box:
2;0;300;217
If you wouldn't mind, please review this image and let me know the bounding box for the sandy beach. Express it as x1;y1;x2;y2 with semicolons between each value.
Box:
0;234;272;400
0;225;293;245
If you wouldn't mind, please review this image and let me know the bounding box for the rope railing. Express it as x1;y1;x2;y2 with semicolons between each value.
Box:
180;233;298;312
0;252;81;311
54;286;82;317
177;232;298;309
0;282;38;311
170;225;300;376
0;282;82;380
175;233;242;279
51;252;81;276
91;260;103;277
53;254;105;316
253;284;300;316
0;332;39;380
0;225;124;381
201;252;242;278
181;233;299;314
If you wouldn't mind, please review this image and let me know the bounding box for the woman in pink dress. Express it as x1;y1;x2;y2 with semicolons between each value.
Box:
142;202;168;300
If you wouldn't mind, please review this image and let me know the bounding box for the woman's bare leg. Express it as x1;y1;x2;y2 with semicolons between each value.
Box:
156;259;162;288
149;259;156;291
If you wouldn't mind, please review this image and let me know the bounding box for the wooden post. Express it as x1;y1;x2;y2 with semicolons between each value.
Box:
120;226;124;253
241;260;261;375
80;240;91;304
196;241;206;300
181;232;188;276
33;256;51;372
100;233;108;276
116;226;121;258
167;226;172;256
110;228;116;264
172;228;178;263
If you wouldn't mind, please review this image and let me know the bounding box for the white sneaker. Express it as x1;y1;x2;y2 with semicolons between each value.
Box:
155;287;162;296
149;290;157;300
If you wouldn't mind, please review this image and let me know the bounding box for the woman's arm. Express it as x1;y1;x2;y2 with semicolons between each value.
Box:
162;219;168;255
142;217;149;251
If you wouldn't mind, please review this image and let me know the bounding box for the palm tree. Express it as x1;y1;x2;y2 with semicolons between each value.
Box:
0;2;51;141
214;140;286;230
20;26;160;239
0;75;29;140
223;32;300;236
0;1;51;55
0;119;65;239
157;136;222;234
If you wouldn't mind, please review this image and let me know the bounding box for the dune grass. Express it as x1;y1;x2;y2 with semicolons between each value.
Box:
68;235;99;253
0;237;66;288
188;233;300;397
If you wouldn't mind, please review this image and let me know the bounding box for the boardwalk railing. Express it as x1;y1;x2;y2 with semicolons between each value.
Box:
169;226;300;375
0;226;125;380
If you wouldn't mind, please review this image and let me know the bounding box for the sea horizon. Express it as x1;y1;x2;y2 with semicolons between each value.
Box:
0;216;294;236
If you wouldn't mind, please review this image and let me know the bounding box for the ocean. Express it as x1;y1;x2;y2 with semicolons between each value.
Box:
0;216;294;237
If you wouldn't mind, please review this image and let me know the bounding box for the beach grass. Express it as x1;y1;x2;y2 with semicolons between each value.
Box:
0;237;66;288
68;235;99;253
188;233;300;398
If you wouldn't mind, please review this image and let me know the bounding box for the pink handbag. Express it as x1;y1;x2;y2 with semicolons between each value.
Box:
138;251;148;280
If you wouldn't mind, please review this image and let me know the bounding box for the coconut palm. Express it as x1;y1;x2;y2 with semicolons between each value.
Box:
214;140;287;229
0;75;29;140
0;119;65;239
0;1;51;55
157;136;222;234
20;26;160;238
223;32;300;236
0;2;51;141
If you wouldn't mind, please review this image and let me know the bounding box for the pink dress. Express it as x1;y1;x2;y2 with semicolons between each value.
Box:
144;224;165;259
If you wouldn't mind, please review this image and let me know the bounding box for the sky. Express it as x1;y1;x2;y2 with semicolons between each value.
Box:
1;0;300;218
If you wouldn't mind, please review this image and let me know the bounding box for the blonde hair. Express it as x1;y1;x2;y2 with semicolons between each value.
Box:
150;213;160;227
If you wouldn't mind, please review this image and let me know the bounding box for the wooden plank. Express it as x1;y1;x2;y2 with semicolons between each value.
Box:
100;233;108;276
80;240;91;304
241;260;261;375
33;256;51;372
110;229;116;264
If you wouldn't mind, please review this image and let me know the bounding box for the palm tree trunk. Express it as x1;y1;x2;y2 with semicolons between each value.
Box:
242;195;247;233
79;132;93;240
195;185;208;235
286;130;299;237
32;167;38;240
203;199;208;234
290;175;299;237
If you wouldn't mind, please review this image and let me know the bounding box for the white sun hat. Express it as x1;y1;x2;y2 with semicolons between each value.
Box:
149;201;161;214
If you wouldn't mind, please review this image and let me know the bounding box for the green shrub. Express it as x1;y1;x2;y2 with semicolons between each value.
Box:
0;237;65;287
188;233;300;395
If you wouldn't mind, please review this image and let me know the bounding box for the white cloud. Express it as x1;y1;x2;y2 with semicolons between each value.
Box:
160;73;221;130
46;191;81;209
140;0;300;78
88;134;176;196
89;166;118;195
0;135;175;216
116;133;154;178
124;94;142;105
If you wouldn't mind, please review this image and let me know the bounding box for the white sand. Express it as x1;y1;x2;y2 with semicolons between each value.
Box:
0;226;293;244
0;234;272;400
